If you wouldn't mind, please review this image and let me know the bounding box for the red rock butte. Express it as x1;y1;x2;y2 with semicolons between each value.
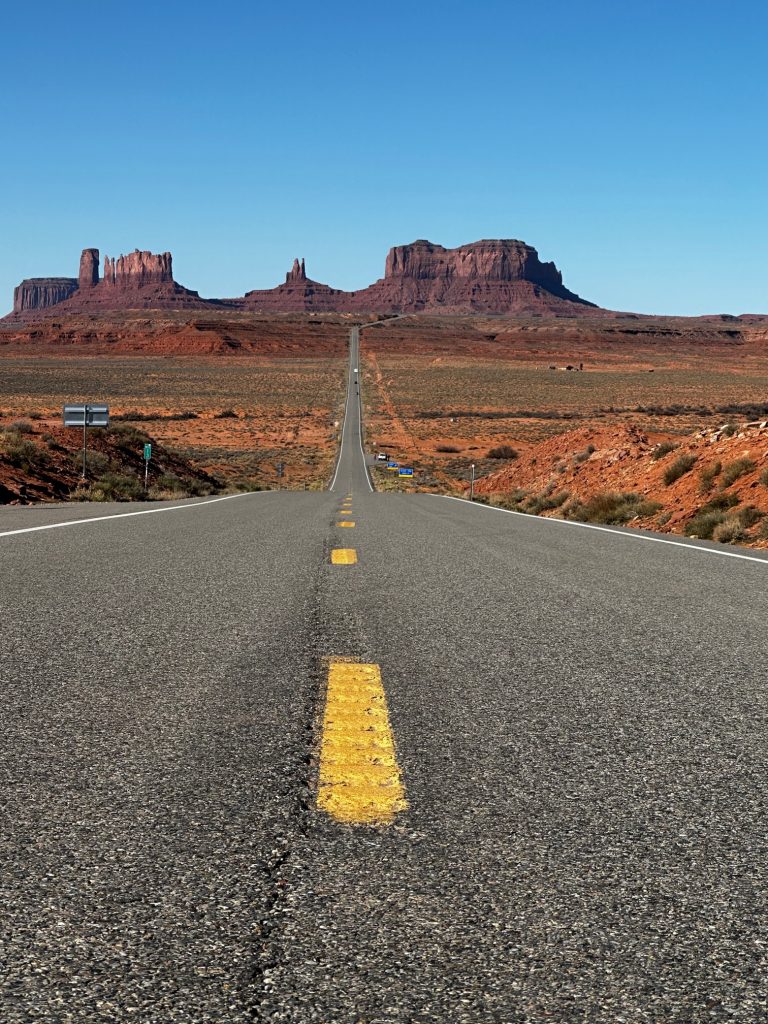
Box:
7;239;598;318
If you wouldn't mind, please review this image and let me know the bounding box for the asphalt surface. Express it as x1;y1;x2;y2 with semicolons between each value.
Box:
1;331;767;1022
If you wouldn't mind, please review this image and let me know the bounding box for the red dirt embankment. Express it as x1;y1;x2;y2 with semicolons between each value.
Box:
0;422;217;504
473;422;768;546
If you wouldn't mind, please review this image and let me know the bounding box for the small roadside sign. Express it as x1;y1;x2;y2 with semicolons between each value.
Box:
398;467;414;477
63;404;109;427
143;443;152;460
386;461;399;471
63;403;109;480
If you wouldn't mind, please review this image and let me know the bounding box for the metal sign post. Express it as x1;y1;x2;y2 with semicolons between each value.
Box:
276;461;285;489
469;463;475;501
143;443;152;489
63;404;109;481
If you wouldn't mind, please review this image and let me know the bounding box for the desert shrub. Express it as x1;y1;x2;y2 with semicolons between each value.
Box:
737;505;764;529
662;453;697;485
656;511;672;527
82;473;144;502
720;457;756;488
9;419;35;434
492;489;528;510
106;423;146;443
651;441;678;461
436;445;461;453
564;492;662;525
684;511;725;539
215;409;238;419
698;461;722;494
701;492;740;512
712;517;746;544
525;490;570;514
720;423;738;438
72;450;110;474
759;519;768;540
573;444;596;464
760;467;768;487
486;444;519;459
0;432;50;471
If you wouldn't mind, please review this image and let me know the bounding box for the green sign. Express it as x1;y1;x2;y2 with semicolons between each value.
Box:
143;443;152;460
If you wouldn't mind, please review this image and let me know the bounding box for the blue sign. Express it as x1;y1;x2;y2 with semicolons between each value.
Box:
398;467;414;477
386;461;399;470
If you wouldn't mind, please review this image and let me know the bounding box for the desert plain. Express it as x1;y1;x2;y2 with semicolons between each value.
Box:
3;306;768;546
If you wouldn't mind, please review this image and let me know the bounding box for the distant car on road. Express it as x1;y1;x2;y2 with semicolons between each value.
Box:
376;453;388;461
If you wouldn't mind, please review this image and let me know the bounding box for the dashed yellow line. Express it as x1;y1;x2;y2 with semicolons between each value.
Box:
317;660;407;825
337;521;355;527
331;548;357;564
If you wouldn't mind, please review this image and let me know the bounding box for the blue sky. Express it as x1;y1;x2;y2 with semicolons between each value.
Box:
1;0;766;315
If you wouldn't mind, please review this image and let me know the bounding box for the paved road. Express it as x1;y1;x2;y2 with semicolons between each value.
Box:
1;330;767;1022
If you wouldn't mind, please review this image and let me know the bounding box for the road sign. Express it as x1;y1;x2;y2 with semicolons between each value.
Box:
398;467;414;477
143;443;152;460
386;461;399;471
63;403;110;481
63;404;109;427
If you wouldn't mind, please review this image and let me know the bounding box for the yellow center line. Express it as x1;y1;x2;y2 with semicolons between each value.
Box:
331;548;357;564
318;660;407;825
337;521;355;527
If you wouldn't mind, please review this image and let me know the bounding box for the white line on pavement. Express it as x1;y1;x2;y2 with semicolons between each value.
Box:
0;492;261;540
434;494;768;566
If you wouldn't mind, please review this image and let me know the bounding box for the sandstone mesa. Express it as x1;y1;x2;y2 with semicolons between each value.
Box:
8;239;597;318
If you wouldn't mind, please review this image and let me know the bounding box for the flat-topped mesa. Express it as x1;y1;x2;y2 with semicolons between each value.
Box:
78;248;99;288
13;278;78;314
385;239;564;288
344;238;594;312
102;249;174;288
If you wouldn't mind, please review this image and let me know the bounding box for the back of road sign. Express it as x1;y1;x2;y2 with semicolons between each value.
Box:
63;404;109;427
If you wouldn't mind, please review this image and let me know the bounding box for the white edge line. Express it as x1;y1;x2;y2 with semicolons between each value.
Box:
355;333;374;492
328;338;352;492
432;493;768;566
0;491;262;540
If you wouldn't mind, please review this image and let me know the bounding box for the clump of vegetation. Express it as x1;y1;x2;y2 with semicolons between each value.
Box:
736;505;764;529
9;419;35;434
758;519;768;541
563;492;662;525
712;518;746;545
491;488;529;510
760;467;768;487
573;444;596;464
436;445;461;453
525;490;570;514
662;453;697;485
71;450;110;475
698;460;722;494
701;492;740;512
214;409;238;419
0;430;51;472
720;457;756;488
74;473;144;502
651;441;678;461
486;444;519;459
685;511;725;540
720;423;738;438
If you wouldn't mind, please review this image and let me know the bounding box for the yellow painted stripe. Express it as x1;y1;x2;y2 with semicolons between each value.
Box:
318;661;407;825
331;548;357;564
337;521;355;527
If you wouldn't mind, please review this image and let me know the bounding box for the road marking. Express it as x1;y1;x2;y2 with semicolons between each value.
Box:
317;660;407;825
337;521;356;527
0;492;260;540
435;495;768;566
331;548;357;564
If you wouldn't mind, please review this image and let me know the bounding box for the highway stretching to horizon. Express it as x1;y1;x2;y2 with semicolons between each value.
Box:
2;326;767;1022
